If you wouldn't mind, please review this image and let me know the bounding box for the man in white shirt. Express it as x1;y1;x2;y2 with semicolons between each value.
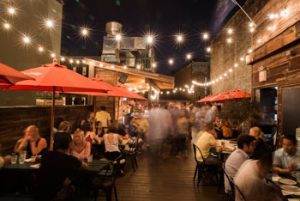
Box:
273;135;299;174
235;152;282;201
224;135;256;193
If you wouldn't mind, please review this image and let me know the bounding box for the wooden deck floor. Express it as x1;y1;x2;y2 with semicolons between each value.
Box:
98;145;227;201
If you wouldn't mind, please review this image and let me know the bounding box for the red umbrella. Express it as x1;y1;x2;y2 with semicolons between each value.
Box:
197;94;216;103
0;63;34;86
8;61;110;150
211;90;251;102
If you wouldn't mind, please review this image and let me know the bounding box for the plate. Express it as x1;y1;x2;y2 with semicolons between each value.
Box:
281;185;300;192
279;178;297;185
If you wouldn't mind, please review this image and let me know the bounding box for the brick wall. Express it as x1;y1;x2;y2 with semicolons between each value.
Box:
210;0;269;94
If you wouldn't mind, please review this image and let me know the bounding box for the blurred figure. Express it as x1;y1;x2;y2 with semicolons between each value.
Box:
147;107;173;157
235;152;283;201
14;125;47;157
95;106;112;132
70;129;91;161
95;121;104;137
214;116;223;139
273;135;299;174
224;135;256;193
173;109;189;159
0;155;10;168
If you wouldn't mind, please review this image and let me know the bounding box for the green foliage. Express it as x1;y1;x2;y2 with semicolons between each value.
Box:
220;99;259;127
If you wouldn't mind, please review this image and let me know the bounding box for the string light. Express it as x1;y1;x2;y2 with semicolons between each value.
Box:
176;34;184;43
22;35;31;44
122;65;127;69
186;53;192;60
45;19;54;29
76;60;80;64
168;58;174;65
60;57;65;61
7;7;17;15
115;33;122;41
206;47;211;53
69;59;74;64
227;28;234;35
226;37;233;44
3;22;11;30
50;53;56;58
146;35;154;45
80;28;89;37
202;32;210;40
152;62;157;68
136;64;141;69
38;46;44;52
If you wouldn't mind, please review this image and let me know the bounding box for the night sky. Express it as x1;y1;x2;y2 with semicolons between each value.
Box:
62;0;245;74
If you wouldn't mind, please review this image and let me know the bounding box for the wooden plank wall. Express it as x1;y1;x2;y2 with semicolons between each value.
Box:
0;105;92;154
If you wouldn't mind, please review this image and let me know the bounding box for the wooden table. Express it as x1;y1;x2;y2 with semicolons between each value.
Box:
270;173;300;200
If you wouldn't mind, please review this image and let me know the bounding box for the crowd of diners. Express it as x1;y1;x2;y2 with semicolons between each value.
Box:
0;106;143;200
0;103;299;201
192;105;299;201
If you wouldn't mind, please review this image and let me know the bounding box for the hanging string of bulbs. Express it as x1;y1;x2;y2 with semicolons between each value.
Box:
0;2;291;91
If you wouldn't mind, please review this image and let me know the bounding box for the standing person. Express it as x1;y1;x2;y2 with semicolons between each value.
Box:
174;109;189;159
273;135;299;174
95;106;111;133
14;125;47;157
80;112;95;133
224;135;256;193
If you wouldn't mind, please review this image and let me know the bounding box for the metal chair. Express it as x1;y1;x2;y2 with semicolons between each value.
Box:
192;144;205;185
92;155;122;201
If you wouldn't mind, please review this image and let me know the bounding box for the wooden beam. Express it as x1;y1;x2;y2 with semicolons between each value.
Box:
85;58;174;85
247;21;300;65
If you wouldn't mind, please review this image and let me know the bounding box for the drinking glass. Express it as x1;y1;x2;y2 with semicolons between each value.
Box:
11;153;17;165
19;151;26;164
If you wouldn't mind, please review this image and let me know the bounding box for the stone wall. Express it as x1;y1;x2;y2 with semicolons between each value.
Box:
210;0;269;94
0;105;92;154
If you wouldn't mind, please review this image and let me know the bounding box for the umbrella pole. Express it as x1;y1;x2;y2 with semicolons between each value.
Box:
50;86;56;151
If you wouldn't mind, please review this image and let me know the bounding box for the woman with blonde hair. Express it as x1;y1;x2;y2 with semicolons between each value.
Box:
249;126;268;159
14;125;47;157
70;129;91;161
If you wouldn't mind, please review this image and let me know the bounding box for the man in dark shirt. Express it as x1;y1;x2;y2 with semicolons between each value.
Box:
35;133;82;201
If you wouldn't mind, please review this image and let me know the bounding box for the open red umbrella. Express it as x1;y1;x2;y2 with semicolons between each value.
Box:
8;61;110;150
0;63;34;86
211;90;251;102
197;94;216;103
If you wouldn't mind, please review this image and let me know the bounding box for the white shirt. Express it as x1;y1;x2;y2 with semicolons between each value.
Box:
104;134;120;152
235;160;279;201
224;148;249;193
273;148;300;170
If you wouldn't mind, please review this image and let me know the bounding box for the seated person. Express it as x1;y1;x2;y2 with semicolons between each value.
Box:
0;155;10;168
273;135;299;174
235;152;283;201
70;129;91;161
194;122;220;165
221;120;233;139
224;135;256;193
249;126;268;159
85;131;101;144
214;116;223;139
35;132;84;201
54;121;72;149
102;126;124;160
14;125;47;157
